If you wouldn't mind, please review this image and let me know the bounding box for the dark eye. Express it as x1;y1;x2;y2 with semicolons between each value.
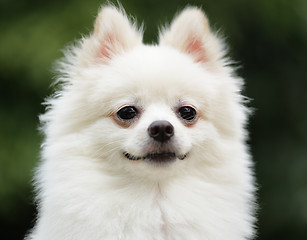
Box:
178;106;197;121
117;106;138;120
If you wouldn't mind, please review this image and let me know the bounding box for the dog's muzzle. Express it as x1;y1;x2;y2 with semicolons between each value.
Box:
123;120;188;164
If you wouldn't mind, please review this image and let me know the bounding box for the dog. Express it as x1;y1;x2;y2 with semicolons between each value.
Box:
26;4;256;240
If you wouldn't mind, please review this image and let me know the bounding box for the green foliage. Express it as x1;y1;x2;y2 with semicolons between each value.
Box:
1;0;306;239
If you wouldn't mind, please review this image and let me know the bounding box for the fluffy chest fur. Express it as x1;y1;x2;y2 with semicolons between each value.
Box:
34;159;252;240
31;136;253;240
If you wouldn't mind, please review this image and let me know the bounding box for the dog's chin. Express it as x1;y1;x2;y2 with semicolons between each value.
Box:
123;151;188;165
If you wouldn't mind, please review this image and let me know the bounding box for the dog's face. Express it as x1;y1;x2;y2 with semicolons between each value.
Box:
50;7;245;179
85;47;218;176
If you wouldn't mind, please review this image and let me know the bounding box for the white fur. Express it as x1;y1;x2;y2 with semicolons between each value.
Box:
26;5;256;240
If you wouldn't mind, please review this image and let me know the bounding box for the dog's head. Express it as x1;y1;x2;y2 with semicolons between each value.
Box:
46;6;247;179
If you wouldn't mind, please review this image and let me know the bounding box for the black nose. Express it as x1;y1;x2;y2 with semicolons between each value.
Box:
148;120;174;143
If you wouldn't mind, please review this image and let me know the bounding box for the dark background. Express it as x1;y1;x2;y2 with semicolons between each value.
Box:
1;0;306;239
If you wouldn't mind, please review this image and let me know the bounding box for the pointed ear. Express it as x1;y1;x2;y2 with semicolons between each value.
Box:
81;6;142;65
159;7;226;69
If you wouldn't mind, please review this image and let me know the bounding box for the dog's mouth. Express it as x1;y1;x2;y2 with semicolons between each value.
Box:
124;152;188;164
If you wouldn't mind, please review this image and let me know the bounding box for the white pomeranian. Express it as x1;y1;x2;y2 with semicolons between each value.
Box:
26;4;256;240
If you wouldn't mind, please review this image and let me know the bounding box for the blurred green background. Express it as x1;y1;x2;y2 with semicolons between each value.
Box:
1;0;306;239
